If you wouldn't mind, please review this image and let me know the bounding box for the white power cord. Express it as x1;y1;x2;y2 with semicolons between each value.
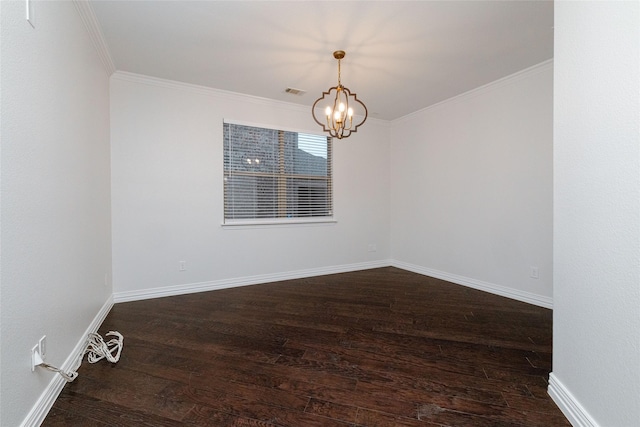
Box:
37;361;79;382
34;331;124;383
85;331;124;364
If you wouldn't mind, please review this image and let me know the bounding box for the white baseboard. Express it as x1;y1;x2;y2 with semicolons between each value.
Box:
390;260;553;309
114;260;553;309
548;373;599;427
113;260;392;303
20;296;114;427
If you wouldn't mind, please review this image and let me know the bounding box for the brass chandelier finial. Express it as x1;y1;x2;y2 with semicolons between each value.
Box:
312;50;368;139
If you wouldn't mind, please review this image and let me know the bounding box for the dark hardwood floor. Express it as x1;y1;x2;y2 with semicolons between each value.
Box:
43;267;570;426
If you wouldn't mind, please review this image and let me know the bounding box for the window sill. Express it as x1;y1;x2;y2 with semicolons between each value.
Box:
221;218;337;229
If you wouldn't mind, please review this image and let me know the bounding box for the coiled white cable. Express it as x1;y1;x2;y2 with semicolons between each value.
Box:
84;331;124;364
34;331;123;383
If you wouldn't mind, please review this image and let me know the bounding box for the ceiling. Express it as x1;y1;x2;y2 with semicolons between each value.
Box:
90;1;554;121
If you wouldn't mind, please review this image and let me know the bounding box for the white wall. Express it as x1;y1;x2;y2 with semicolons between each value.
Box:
550;1;640;426
110;73;391;299
389;62;553;307
0;1;112;426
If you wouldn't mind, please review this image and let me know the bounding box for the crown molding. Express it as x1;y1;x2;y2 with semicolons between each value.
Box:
393;59;554;124
111;71;389;126
111;70;282;105
73;0;116;75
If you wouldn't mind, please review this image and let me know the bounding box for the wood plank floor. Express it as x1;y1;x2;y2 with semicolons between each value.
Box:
43;267;570;426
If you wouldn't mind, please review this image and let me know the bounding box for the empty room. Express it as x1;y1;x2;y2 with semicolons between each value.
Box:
1;1;638;426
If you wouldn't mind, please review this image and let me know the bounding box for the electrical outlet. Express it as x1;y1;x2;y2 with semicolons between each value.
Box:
31;345;43;371
179;261;186;271
367;244;377;252
38;335;47;358
530;266;539;279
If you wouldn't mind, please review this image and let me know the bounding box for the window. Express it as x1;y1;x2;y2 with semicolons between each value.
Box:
223;122;333;224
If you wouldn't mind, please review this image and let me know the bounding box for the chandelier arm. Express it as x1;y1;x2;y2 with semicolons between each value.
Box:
353;92;368;129
312;85;346;133
311;96;327;128
341;86;355;131
331;88;340;130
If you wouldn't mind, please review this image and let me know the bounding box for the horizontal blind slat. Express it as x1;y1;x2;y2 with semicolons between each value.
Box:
224;123;332;222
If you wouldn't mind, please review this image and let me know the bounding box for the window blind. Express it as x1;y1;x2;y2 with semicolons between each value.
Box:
223;122;333;223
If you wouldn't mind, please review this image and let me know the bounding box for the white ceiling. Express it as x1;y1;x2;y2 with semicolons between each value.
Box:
90;0;554;121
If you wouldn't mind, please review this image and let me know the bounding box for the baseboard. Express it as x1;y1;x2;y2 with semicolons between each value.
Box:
548;373;599;427
20;296;114;427
113;260;553;309
390;260;553;309
113;260;392;303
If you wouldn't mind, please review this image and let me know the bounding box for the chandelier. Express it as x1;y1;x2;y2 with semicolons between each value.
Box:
312;50;368;139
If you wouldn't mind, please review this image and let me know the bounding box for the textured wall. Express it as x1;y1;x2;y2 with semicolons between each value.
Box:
0;1;112;426
389;62;553;305
552;1;640;426
110;73;391;297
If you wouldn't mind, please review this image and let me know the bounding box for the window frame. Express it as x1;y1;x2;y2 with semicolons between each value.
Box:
221;119;336;228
